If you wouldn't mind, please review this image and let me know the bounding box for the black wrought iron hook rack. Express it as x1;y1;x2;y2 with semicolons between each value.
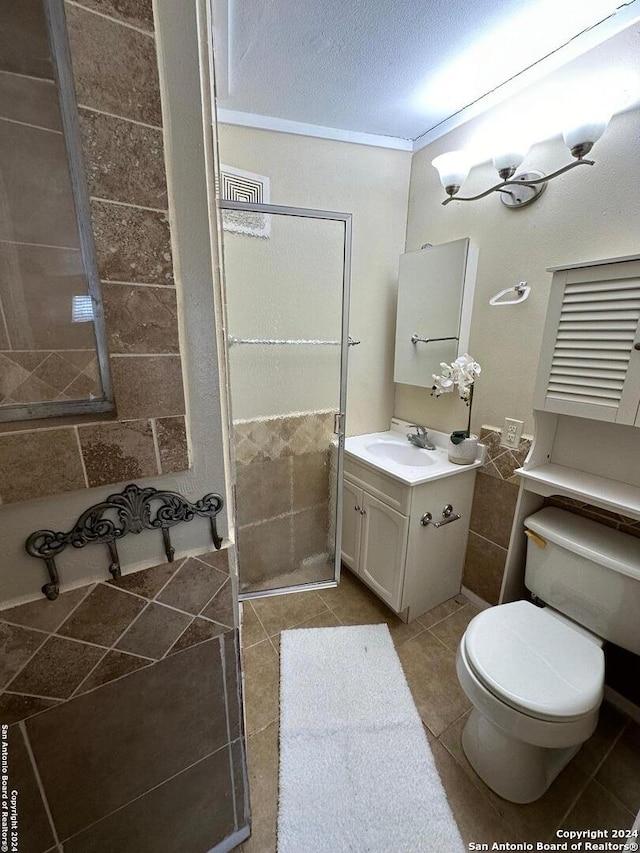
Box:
25;484;224;601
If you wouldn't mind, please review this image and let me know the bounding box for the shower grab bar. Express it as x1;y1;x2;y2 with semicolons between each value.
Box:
229;335;360;346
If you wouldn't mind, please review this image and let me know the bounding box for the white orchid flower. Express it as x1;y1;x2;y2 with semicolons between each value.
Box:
431;353;481;399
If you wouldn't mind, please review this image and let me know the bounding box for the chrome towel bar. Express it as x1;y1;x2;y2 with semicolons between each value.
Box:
411;334;459;344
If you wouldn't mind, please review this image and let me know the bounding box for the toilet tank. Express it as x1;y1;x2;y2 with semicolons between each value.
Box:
524;507;640;656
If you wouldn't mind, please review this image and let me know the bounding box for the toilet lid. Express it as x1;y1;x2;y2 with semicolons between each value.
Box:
464;601;604;721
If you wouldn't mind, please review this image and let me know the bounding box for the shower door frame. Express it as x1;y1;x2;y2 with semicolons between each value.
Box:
218;198;352;601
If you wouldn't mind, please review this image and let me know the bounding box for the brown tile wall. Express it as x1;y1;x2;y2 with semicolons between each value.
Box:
464;425;640;604
0;547;249;852
234;411;335;589
0;1;190;504
462;426;532;604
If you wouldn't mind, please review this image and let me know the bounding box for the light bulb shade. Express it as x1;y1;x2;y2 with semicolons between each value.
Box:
431;151;471;193
562;115;610;155
561;92;612;156
492;143;529;176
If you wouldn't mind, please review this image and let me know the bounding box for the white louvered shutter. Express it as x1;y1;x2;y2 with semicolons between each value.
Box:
535;260;640;425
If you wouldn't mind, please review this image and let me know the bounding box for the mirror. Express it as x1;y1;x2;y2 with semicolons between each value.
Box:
393;239;478;388
0;0;112;422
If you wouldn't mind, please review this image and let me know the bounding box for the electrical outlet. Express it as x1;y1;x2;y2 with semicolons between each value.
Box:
500;417;524;449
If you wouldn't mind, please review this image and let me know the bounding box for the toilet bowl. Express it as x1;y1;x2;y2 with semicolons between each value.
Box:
456;600;603;803
455;507;640;804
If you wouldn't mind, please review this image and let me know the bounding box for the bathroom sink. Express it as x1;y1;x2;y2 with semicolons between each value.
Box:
344;423;484;486
364;439;438;467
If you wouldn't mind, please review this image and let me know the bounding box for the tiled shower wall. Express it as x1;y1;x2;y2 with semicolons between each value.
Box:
0;0;189;504
1;548;248;852
234;411;335;588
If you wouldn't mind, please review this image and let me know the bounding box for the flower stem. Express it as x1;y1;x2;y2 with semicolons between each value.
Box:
466;384;474;438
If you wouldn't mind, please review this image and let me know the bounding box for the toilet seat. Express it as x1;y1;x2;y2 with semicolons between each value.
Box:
463;601;604;722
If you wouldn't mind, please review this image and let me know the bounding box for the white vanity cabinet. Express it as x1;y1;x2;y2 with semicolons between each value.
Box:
342;485;409;608
534;257;640;426
341;454;477;621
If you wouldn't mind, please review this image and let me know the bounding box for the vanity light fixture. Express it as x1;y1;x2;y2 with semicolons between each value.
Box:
432;103;613;209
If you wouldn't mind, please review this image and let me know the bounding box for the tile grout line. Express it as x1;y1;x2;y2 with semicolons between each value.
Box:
90;194;168;215
468;529;508;552
109;352;180;358
433;725;509;830
416;600;468;633
426;627;461;656
259;602;334;643
0;238;80;252
0;293;13;349
57;355;98;398
0;115;63;136
195;577;234;629
246;602;275;654
100;278;174;289
74;425;90;487
67;572;197;698
2;582;102;693
60;742;231;846
247;719;279;740
150;418;162;475
19;721;62;848
238;499;329;532
553;718;632;832
289;458;295;570
65;0;155;37
68;598;157;698
77;103;162;131
219;634;239;830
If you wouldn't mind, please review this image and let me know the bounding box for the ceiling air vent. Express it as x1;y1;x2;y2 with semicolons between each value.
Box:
218;164;270;238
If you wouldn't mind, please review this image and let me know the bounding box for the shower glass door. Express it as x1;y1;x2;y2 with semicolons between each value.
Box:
219;200;352;597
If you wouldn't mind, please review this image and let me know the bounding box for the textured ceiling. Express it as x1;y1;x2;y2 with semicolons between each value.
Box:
215;0;639;142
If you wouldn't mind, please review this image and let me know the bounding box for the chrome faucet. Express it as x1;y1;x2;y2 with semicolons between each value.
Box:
407;424;436;450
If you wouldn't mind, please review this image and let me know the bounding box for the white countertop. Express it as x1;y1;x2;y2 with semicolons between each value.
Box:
344;421;484;486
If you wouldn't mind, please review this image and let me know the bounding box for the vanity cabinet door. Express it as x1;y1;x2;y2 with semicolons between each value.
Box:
341;480;363;571
358;492;409;610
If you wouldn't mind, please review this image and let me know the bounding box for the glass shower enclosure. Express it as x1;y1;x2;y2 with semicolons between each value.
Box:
218;199;352;597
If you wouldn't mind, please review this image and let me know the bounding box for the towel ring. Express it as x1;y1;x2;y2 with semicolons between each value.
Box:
489;281;530;307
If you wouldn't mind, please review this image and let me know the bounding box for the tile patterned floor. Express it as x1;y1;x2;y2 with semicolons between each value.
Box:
237;569;639;852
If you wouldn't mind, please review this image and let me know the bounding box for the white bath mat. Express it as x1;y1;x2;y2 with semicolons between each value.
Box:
278;624;464;853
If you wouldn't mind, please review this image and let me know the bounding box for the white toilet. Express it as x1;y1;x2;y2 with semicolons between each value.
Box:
456;506;640;804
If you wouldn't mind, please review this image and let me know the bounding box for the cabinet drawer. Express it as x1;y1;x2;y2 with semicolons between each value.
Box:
343;455;410;514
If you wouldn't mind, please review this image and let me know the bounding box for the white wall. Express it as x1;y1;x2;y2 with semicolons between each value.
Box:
0;0;230;606
396;104;640;437
217;124;412;435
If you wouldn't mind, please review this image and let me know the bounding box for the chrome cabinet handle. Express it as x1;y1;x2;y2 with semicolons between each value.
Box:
354;505;361;512
421;508;462;528
360;509;366;515
634;342;640;351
